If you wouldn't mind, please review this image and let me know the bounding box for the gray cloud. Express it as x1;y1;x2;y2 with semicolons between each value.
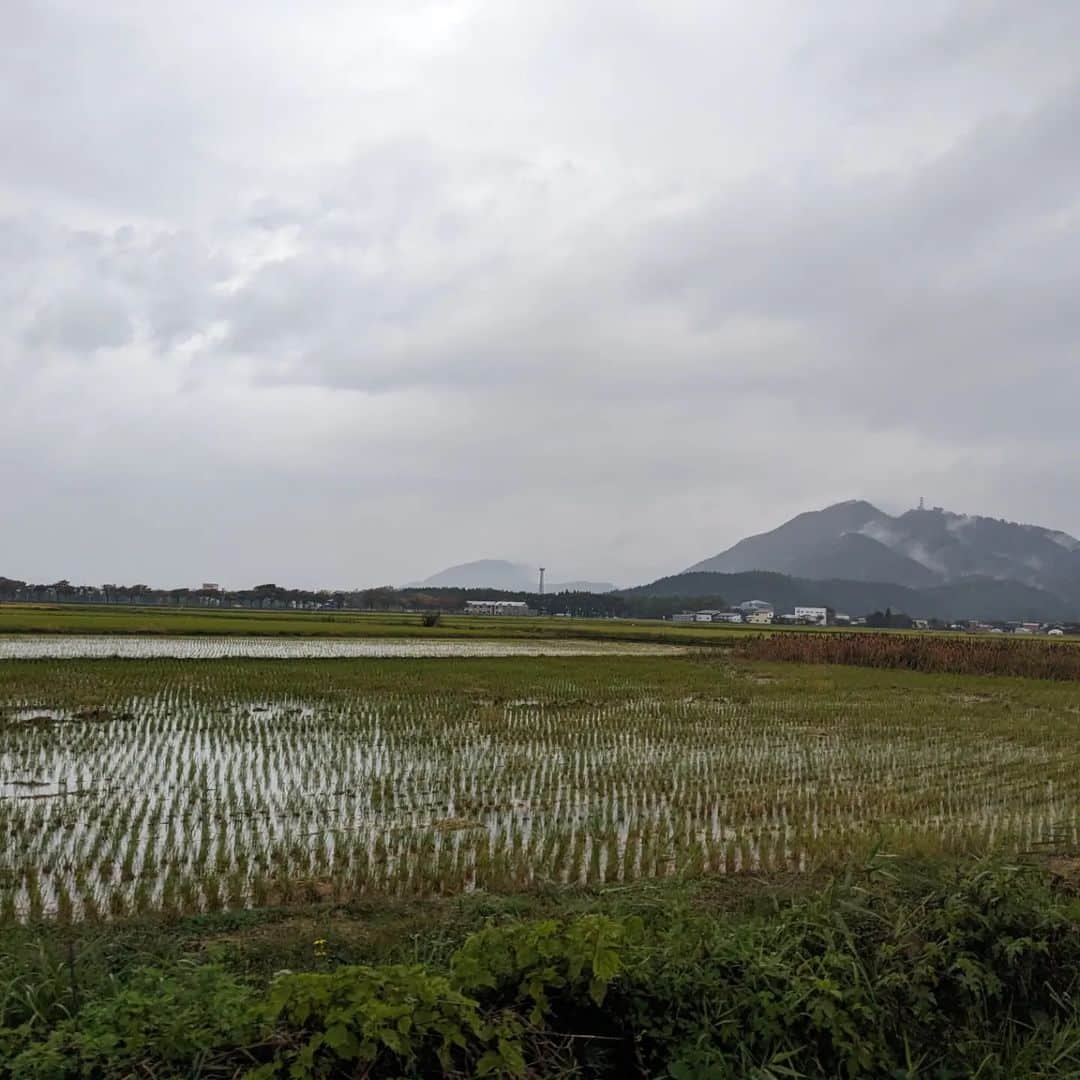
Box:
24;290;133;352
2;1;1079;588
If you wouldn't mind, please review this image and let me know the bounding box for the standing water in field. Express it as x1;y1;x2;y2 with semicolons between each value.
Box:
0;636;680;660
2;658;1077;920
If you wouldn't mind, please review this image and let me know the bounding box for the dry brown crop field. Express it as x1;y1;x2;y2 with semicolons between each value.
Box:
737;630;1080;678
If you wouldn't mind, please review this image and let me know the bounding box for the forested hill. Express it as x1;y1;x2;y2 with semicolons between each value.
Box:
620;571;1078;623
687;500;1080;603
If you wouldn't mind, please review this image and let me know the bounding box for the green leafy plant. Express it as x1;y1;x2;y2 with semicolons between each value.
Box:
451;914;641;1024
252;963;525;1078
8;962;255;1079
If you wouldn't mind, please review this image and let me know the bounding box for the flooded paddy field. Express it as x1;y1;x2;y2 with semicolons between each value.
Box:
0;635;680;660
2;654;1080;920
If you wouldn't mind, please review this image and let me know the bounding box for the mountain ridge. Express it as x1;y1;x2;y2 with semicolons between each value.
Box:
409;559;616;594
687;501;1080;603
621;570;1078;623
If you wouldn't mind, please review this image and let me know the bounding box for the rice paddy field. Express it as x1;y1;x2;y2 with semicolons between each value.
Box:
3;650;1080;923
0;635;679;660
0;603;741;646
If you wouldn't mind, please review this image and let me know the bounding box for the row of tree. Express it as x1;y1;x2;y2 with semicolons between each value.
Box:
865;608;915;629
11;577;1074;629
0;576;666;618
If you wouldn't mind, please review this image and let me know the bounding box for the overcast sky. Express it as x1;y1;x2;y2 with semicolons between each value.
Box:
3;0;1079;589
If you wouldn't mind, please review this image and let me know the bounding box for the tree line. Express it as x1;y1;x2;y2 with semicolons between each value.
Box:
0;576;719;620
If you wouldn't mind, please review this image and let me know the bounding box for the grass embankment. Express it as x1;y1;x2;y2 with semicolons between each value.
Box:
0;603;744;647
4;857;1080;1076
739;629;1080;678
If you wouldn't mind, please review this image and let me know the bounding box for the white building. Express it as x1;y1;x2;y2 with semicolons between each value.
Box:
737;600;774;615
464;600;534;616
793;605;829;626
744;610;773;624
674;610;747;624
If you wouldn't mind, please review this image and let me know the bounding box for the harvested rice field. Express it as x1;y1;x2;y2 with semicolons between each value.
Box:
2;653;1079;920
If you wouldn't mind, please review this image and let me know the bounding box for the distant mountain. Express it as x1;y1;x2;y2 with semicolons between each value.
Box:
689;501;889;577
410;559;615;593
622;570;1078;623
411;560;536;590
688;501;1080;600
786;531;942;589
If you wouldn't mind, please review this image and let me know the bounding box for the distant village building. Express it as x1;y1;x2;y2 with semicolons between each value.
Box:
464;600;534;616
744;610;774;624
671;610;745;624
737;600;774;615
793;605;831;626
